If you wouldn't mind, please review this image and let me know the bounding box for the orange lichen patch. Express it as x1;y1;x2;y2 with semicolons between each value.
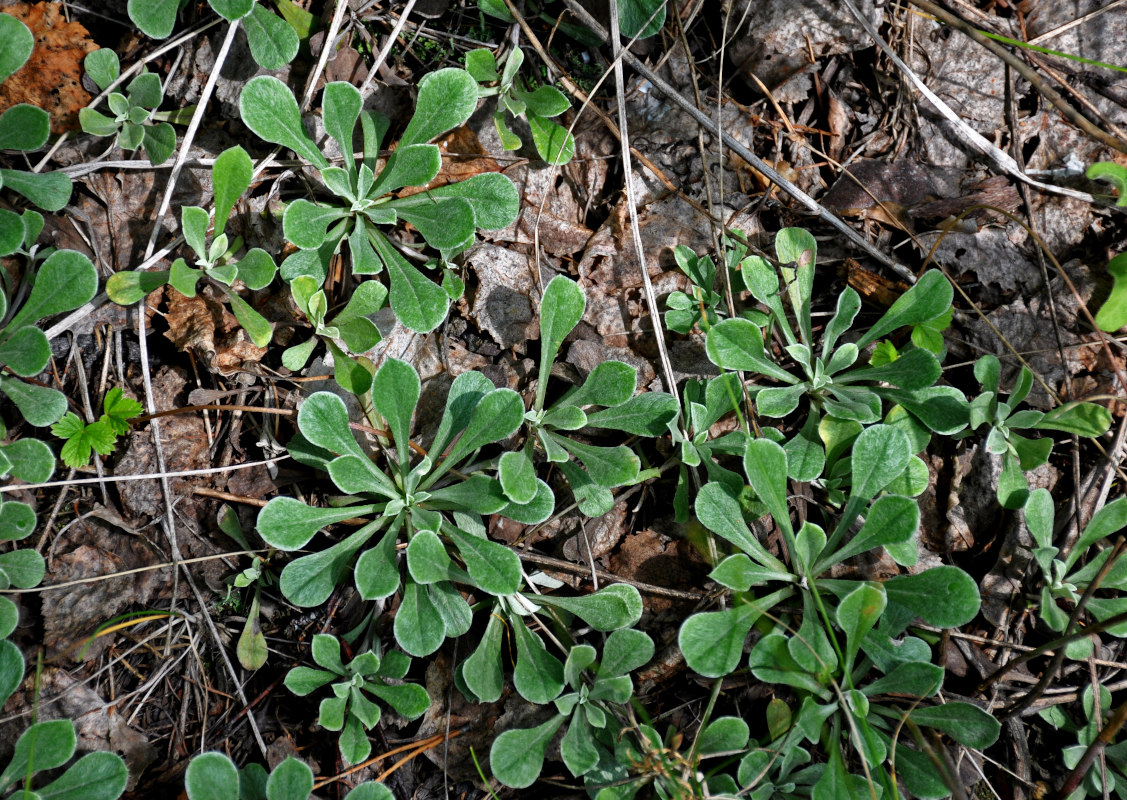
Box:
0;3;97;134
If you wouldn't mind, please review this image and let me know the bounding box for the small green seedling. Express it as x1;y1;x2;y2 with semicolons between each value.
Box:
284;634;428;765
466;47;575;165
1087;160;1127;207
185;751;392;800
0;719;128;800
51;387;143;469
238;69;519;332
518;276;678;516
0;15;73;212
1040;685;1127;798
1095;252;1127;332
106;146;278;348
1025;488;1127;660
966;354;1111;509
127;0;300;69
489;628;654;788
79;49;184;166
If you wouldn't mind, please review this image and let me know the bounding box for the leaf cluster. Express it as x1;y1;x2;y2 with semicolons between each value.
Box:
185;751;390;800
0;719;128;800
79;48;177;165
51;387;143;468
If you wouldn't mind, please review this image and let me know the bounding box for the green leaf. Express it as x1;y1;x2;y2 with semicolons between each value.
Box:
126;71;162;109
557;437;639;488
128;0;179;38
521;85;570;118
512;615;564;703
399;68;479;147
371;358;420;467
1097;251;1127;330
445;524;521;595
0;325;50;377
0;719;76;791
845;423;911;503
0;639;23;710
283;200;348;250
243;3;300;70
499;450;537;504
2;438;55;483
697;716;750;756
910;702;1001;749
236;590;267;670
0;15;34;83
619;0;667;38
141;122;176;165
858;270;953;348
599;628;654;677
461;610;505;702
323;83;362;174
705;318;797;384
560;711;598;777
354;528;401;600
279;526;377;608
106;269;169;305
743;438;793;538
369;231;449;332
0;104;49;151
708;554;783;591
8;250;98;330
862;661;943;698
695;482;787;573
212;146;253;237
295;391;365;459
394;580;447;656
1065;496;1127;571
369;143;441;195
225;289;274;349
428;579;472;637
440;388;524;468
0;209;22;257
836;582;886;671
537;276;586;408
535;584;642;630
465;48;499;82
1;379;68;427
258;497;372;550
527;113;575;166
239;76;329;169
0;501;35;542
391;196;477;255
264;757;313;800
500;478;556;524
823;493;918;570
84;48;120;92
35;751;128;800
840;346;941;390
489;714;566;789
756;384;805;418
584;392;678;436
1089;162;1127;207
0;168;72;211
391;171;520;230
53;416;116;468
181;205;209;261
749;633;827;697
1036;401;1112;437
678;588;792;678
883;565;980;629
560;360;636;408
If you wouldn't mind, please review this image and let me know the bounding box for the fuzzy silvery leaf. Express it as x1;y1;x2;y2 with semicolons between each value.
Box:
0;168;72;212
884;566;980;630
555;459;612;517
709;554;783;592
512;615;564;703
0;325;50;377
858;270;953;348
284;200;349;251
462;612;504;702
490;715;565;789
584;392;678;436
836;582;886;671
394;580;446;657
445;525;521;595
822;494;918;571
355;528;401;600
755;384;805;418
619;0;666;37
0;210;23;258
784;429;824;482
440;388;523;467
1;377;68;427
743;438;793;537
7;250;97;331
499;450;537;504
822;287;861;359
465;48;499;82
499;477;555;524
749;634;826;697
258;497;375;551
541;404;587;430
527;112;574;165
142;122;176;165
233;248;276;290
323;82;361;172
0;15;33;83
599;628;655;678
558;438;639;488
125;71;162;109
560;712;599;777
775;227;816;343
849;424;911;501
369;231;448;332
521;84;570;118
862;661;944;698
429;371;493;457
1064;496;1127;571
910;702;1000;749
399;68;479;148
180;206;209;262
243;3;299;70
694;482;787;573
388;172;519;232
105;269;169;305
1025;487;1054;552
427;580;473;637
559;361;637;409
535;583;642;630
184;752;239;800
407;531;453;584
0;640;22;713
212;146;252;236
239;76;329;169
1036;401;1112;437
281;527;377;608
2;438;54;484
706;318;797;384
537;277;586;408
679;589;792;678
296;391;365;459
0;501;35;542
224;289;274;348
0;719;75;792
208;0;253;20
697;717;751;757
393;196;477;255
0;104;49;152
168;258;200;298
842;346;941;390
369;143;441;196
371;357;420;468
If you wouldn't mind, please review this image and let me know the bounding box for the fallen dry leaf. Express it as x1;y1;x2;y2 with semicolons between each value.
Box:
0;2;97;134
